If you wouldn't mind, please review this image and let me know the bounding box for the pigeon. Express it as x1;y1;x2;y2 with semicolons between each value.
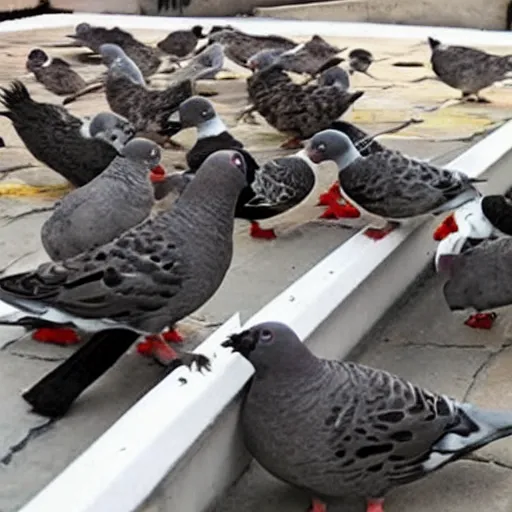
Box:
2;149;249;418
41;138;161;261
246;42;344;78
317;65;350;90
246;52;364;149
26;48;87;96
207;27;296;69
67;23;162;77
434;195;512;329
29;139;163;345
307;129;482;240
428;37;512;102
162;42;224;83
157;25;206;58
245;150;335;240
0;81;135;187
169;95;243;172
348;48;376;77
100;44;193;140
222;321;512;512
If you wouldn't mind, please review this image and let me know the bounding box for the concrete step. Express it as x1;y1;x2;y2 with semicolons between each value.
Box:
254;0;511;31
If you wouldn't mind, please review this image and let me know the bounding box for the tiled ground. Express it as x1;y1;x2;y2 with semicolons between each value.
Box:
1;24;512;511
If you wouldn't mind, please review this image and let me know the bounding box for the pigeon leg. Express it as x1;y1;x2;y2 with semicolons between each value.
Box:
250;221;277;240
464;312;497;330
433;213;458;241
32;327;81;346
364;222;399;240
476;94;491;104
307;499;327;512
280;137;304;150
161;327;184;343
367;499;385;512
320;201;361;219
318;181;342;206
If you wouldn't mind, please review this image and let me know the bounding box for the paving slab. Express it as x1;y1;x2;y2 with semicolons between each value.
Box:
0;25;512;512
212;267;512;512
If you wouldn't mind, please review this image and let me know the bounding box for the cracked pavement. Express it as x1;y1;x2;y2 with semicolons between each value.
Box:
1;26;512;512
208;268;512;512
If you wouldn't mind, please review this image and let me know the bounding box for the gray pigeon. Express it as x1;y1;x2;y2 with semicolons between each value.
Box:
348;48;376;78
80;111;136;154
67;23;162;77
157;25;206;58
41;138;160;262
0;81;135;187
100;44;193;137
0;149;249;417
317;65;350;90
307;130;482;239
222;321;512;512
428;37;512;102
434;195;512;330
26;48;86;96
246;52;364;149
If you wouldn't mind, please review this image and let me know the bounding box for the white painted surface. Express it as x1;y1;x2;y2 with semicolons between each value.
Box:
2;13;512;47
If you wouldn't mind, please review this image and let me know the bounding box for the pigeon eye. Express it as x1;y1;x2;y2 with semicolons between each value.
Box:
201;110;208;117
110;134;117;141
232;155;243;169
260;330;273;342
317;143;326;152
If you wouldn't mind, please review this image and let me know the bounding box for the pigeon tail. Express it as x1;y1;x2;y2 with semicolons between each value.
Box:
0;80;33;112
23;329;139;418
428;37;441;50
424;402;512;472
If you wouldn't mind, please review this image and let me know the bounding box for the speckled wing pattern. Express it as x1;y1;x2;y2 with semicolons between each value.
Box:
33;60;86;95
105;74;194;133
431;45;512;94
0;215;188;331
443;237;512;312
296;359;474;498
248;66;363;139
340;151;478;218
252;157;315;208
0;80;117;186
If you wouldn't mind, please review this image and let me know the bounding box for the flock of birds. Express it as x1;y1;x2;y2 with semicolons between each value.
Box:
2;21;512;512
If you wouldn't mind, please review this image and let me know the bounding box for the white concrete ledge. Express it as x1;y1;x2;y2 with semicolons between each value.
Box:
8;14;512;512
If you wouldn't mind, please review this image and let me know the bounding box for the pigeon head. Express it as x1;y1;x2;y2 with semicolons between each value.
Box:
247;49;284;71
87;112;135;153
428;37;442;51
348;48;373;73
175;96;226;138
121;138;161;170
194;43;224;79
222;322;312;371
307;129;361;170
100;44;145;85
318;66;350;90
26;48;50;71
192;25;205;38
75;23;92;36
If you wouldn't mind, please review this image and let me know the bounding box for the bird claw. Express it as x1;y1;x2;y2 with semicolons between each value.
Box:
161;328;184;343
319;202;361;219
178;352;211;372
250;221;277;240
317;182;342;206
364;223;398;240
464;312;497;330
433;213;458;241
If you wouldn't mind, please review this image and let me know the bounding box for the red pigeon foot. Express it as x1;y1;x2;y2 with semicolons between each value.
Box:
433;213;458;241
307;499;326;512
280;137;304;150
32;328;80;346
464;312;497;330
364;223;398;240
137;335;178;365
161;328;184;343
320;202;361;219
250;221;277;240
367;499;385;512
150;164;167;183
318;181;342;206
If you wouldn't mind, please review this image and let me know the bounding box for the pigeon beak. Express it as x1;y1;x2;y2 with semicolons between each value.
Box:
221;329;258;358
162;112;183;137
150;165;167;183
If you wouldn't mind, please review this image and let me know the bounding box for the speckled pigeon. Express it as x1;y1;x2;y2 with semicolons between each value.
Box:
223;321;512;512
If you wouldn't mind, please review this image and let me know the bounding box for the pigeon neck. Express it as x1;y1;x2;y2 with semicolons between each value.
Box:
41;58;52;68
112;57;145;86
197;116;227;139
107;157;152;188
336;146;360;172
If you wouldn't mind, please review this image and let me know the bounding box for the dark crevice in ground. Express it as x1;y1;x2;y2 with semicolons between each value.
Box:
1;419;55;465
467;453;512;471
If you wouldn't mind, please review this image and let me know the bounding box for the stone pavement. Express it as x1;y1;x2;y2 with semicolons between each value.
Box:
1;24;512;512
213;268;512;512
